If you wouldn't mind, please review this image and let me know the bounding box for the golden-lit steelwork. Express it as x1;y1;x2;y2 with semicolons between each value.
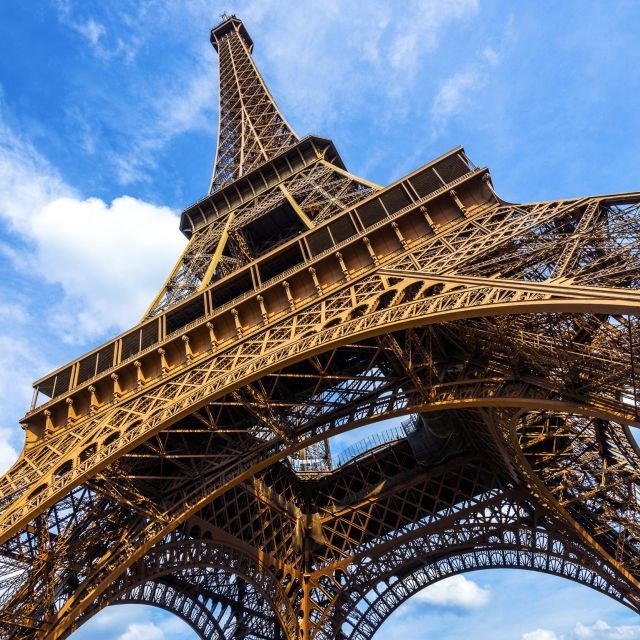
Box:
1;14;640;639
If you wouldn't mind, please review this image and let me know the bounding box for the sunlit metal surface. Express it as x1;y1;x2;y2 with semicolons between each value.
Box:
1;14;640;640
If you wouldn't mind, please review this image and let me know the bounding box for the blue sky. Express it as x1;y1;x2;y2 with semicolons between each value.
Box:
1;0;640;638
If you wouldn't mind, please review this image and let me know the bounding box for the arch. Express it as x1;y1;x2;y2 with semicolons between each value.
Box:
75;539;295;640
327;518;636;640
115;577;282;640
40;383;640;639
7;303;640;637
337;547;628;640
4;288;639;546
115;580;226;640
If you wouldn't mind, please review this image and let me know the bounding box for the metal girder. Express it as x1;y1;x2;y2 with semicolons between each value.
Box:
209;17;298;193
2;13;640;640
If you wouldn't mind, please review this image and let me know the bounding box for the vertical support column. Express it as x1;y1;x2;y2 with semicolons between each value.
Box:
308;267;322;295
282;282;296;310
449;189;468;216
362;237;379;266
300;575;312;640
206;322;218;349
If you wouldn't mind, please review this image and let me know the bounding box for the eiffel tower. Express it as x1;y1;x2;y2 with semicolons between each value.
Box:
2;14;640;640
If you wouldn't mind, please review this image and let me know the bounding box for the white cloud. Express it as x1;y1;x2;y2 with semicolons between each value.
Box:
413;574;491;609
0;428;19;476
118;623;165;640
574;620;640;639
523;630;561;640
25;195;185;341
0;101;186;343
520;619;640;640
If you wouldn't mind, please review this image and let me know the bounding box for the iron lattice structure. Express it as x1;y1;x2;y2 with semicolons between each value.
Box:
1;15;640;639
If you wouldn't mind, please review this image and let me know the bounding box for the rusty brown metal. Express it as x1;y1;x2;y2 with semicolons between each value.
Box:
1;14;640;640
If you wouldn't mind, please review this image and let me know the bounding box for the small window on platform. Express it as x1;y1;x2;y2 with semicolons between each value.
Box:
328;216;356;244
121;330;141;360
380;186;412;214
434;154;470;183
356;199;387;227
211;271;254;309
307;227;334;256
409;169;442;198
166;296;206;334
38;366;74;400
243;200;306;256
259;244;304;283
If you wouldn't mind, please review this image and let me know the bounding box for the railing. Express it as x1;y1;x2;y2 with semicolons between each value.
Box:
28;159;484;415
332;425;407;468
290;424;409;474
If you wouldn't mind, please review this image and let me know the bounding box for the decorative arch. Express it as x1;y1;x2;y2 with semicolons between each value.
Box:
75;539;295;640
115;580;231;640
336;543;628;640
115;577;282;640
313;490;638;640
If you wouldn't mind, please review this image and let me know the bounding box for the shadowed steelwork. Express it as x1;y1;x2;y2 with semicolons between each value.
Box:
1;13;640;640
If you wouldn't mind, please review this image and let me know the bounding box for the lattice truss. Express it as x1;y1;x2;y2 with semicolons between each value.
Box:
2;13;640;640
210;18;298;192
1;190;640;639
149;161;374;316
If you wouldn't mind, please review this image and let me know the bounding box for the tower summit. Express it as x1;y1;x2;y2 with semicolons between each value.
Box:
143;16;377;318
1;14;640;640
209;15;298;192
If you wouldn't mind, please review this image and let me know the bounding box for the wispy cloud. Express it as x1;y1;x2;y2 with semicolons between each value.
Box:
53;0;140;62
110;47;216;185
48;1;217;186
42;0;491;188
430;46;500;137
574;619;640;639
242;0;481;129
521;618;640;640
